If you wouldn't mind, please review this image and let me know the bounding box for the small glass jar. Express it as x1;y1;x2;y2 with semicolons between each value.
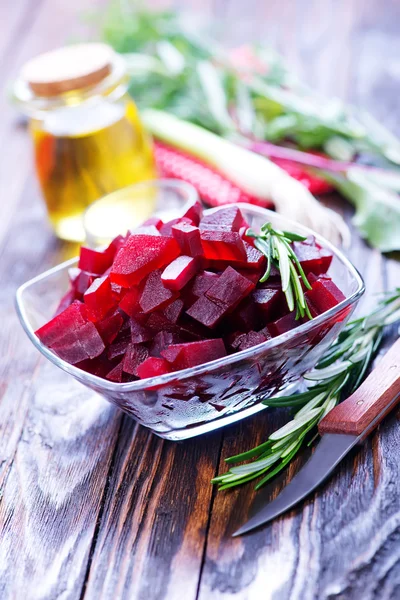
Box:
14;43;156;242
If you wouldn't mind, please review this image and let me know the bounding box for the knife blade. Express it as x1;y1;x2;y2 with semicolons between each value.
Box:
233;337;400;537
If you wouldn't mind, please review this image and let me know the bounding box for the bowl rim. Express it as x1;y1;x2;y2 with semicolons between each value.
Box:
16;203;365;391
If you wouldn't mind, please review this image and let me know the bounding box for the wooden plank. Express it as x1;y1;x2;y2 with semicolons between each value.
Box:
82;421;221;600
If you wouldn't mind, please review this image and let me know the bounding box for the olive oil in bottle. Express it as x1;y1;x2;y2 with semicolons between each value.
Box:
15;43;156;242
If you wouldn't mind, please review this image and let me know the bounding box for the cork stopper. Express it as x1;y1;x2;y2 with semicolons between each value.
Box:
21;43;115;97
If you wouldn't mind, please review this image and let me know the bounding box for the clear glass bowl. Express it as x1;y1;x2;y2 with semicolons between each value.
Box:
16;203;364;440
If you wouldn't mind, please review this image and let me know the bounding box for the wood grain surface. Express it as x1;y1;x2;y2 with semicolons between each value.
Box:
0;1;399;600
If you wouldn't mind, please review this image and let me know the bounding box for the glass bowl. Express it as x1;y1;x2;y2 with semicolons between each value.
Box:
16;203;364;440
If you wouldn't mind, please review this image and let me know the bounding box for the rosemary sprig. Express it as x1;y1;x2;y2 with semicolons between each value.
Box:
212;288;400;491
246;223;313;320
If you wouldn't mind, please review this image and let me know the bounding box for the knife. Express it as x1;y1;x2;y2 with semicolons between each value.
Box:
233;337;400;537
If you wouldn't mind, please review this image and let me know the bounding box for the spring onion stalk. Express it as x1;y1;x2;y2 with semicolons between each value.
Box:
141;109;350;246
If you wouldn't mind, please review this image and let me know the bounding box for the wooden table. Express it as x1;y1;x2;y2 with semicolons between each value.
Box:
1;1;400;599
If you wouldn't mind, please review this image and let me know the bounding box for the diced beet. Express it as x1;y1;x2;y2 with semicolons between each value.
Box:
293;240;333;275
163;298;184;323
171;222;203;257
231;330;268;351
268;312;301;337
205;267;255;310
141;216;163;230
159;217;193;237
160;345;185;364
122;344;150;375
130;318;152;343
136;357;171;379
119;288;140;317
237;270;261;284
78;246;113;275
52;321;105;364
306;277;345;313
200;230;247;262
95;310;124;344
241;242;266;271
110;235;180;287
140;270;178;314
161;339;226;369
70;269;96;297
252;288;283;320
146;312;177;333
55;289;75;315
106;361;124;382
36;301;87;346
107;338;130;361
181;200;203;226
200;207;245;232
189;271;219;299
233;298;258;332
186;295;228;328
150;331;182;356
84;276;116;322
259;325;273;339
161;256;199;291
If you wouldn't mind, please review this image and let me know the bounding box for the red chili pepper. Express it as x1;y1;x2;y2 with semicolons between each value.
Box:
154;142;333;212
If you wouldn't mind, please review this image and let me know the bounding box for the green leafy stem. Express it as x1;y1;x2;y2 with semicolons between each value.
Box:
212;287;400;491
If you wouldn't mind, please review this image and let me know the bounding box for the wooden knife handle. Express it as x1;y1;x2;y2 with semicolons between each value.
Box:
318;337;400;437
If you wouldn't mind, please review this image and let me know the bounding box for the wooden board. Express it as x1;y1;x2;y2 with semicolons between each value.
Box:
0;1;399;599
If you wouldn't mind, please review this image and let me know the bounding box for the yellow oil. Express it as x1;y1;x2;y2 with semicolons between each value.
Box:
31;98;156;242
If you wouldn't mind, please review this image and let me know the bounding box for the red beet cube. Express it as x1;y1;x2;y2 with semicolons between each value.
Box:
200;230;247;262
107;338;130;361
182;200;203;226
161;339;226;369
189;271;219;298
269;312;300;337
106;361;124;382
130;318;152;343
161;256;199;291
141;216;163;230
140;270;178;314
84;276;116;322
205;267;255;310
36;301;87;346
159;217;193;237
70;269;96;297
186;295;227;328
111;235;180;287
200;207;245;232
252;287;283;319
150;331;182;356
163;298;184;323
171;221;203;257
122;344;150;375
242;242;266;271
231;330;268;351
293;241;333;275
78;247;113;275
136;357;172;379
233;298;258;332
95;310;124;344
52;321;105;364
306;277;345;313
119;288;140;317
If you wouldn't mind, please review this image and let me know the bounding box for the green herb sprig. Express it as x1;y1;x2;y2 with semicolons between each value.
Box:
212;288;400;491
246;223;313;319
